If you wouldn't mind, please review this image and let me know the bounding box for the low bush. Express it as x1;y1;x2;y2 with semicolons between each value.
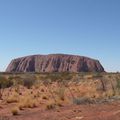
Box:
72;97;94;105
22;77;36;89
0;76;13;88
116;79;120;90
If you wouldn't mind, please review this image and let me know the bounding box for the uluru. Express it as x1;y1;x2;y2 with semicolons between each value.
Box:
6;54;104;72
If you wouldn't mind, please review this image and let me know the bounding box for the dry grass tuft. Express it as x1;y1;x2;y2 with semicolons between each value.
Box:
46;102;55;110
18;96;38;109
11;107;19;115
42;95;48;100
6;93;19;103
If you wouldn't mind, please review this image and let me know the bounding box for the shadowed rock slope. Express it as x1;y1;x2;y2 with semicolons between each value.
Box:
6;54;104;72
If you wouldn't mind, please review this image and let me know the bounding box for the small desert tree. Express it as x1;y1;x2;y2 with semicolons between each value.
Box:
0;76;13;99
22;75;36;89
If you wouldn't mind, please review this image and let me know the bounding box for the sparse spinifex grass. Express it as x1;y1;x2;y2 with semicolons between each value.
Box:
0;72;120;116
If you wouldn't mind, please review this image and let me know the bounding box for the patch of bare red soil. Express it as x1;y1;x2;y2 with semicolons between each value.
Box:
1;101;120;120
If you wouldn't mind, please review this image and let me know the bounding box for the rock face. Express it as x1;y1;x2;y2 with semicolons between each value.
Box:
6;54;104;72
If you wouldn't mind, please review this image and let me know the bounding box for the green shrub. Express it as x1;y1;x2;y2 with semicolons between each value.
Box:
22;75;36;89
0;76;13;89
116;79;120;90
72;97;94;105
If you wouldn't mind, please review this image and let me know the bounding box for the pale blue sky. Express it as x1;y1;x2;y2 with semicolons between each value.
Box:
0;0;120;72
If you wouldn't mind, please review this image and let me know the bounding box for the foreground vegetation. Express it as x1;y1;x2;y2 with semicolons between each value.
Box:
0;72;120;115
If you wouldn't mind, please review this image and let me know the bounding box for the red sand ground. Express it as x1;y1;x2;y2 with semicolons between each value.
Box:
0;101;120;120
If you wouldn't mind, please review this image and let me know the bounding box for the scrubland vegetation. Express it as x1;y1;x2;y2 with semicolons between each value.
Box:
0;72;120;115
